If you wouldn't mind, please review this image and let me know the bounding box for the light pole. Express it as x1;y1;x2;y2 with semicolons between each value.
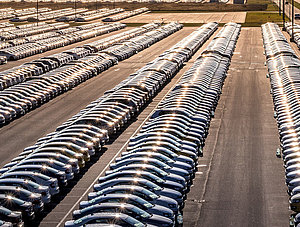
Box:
74;0;77;21
283;0;286;30
36;0;39;26
291;0;295;41
289;0;291;20
279;0;282;15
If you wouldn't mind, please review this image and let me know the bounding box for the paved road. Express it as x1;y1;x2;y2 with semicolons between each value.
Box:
183;27;290;226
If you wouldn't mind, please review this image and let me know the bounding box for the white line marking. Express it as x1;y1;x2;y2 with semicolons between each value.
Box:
197;164;207;167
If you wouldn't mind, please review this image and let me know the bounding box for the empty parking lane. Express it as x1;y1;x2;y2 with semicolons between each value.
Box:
183;27;290;226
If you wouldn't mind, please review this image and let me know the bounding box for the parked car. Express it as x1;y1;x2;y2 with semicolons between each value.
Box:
0;195;34;220
0;206;23;227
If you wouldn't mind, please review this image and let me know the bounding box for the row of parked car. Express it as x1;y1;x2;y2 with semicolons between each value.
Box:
0;8;23;20
61;22;241;227
2;20;213;226
0;56;7;65
29;8;88;22
0;22;69;41
0;22;167;92
73;8;124;22
0;23;14;30
85;23;163;51
11;22;47;30
0;21;164;92
0;7;50;20
0;22;179;126
12;7;50;16
102;7;149;22
285;22;300;49
0;22;58;34
10;8;88;22
262;22;300;226
0;22;124;61
0;22;187;226
0;8;15;20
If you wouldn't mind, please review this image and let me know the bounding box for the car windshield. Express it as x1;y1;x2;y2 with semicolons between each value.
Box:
17;189;32;196
141;188;159;199
1;187;30;197
42;166;59;174
54;138;86;147
73;218;83;224
25;180;41;189
135;223;145;227
122;214;145;227
144;180;162;191
149;174;164;183
51;160;65;167
0;206;11;215
33;173;51;180
153;167;168;176
5;196;25;205
130;206;151;218
152;160;169;169
133;196;153;208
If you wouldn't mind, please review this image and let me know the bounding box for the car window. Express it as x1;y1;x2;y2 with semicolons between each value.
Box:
8;197;25;205
26;181;39;189
0;207;10;215
92;218;111;224
126;216;145;226
131;206;150;218
34;173;51;180
107;198;118;203
133;191;145;199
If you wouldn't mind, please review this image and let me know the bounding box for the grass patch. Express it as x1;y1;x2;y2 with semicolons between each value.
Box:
244;11;289;26
247;0;279;11
151;10;212;13
68;22;88;27
10;22;31;26
293;1;300;9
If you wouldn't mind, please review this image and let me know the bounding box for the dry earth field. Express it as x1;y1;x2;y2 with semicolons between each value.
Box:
122;12;247;23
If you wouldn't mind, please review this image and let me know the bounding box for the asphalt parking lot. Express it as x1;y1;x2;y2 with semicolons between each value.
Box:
183;27;290;226
38;27;212;226
0;27;132;71
0;26;294;227
0;27;206;226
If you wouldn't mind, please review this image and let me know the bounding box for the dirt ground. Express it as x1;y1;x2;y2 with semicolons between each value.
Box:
121;12;247;23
